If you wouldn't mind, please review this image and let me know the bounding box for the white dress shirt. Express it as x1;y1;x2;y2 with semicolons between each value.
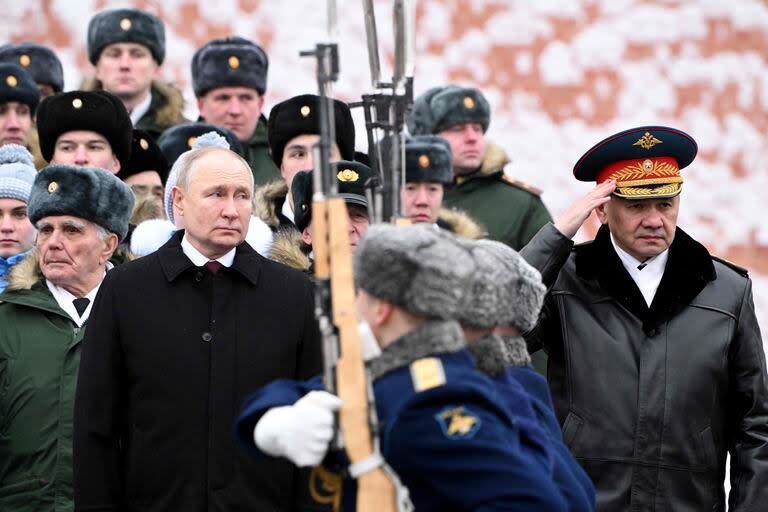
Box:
46;262;113;327
181;234;236;268
281;197;296;225
610;233;669;307
129;92;152;126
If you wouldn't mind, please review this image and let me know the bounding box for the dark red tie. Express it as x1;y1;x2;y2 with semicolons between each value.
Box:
205;260;222;274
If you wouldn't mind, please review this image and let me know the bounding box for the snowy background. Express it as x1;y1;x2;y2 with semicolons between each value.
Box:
4;0;767;336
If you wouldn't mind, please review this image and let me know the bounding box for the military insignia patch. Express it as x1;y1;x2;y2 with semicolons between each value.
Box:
19;54;30;67
435;406;481;439
228;56;240;69
337;169;359;182
6;75;17;87
633;132;662;150
48;181;58;193
120;18;132;30
72;98;83;109
409;357;446;392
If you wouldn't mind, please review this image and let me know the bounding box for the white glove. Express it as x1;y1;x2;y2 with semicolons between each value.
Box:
254;390;342;467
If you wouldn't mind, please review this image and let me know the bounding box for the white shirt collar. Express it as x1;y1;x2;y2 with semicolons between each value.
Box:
610;232;669;307
129;92;153;126
46;262;112;327
181;233;236;268
281;196;296;224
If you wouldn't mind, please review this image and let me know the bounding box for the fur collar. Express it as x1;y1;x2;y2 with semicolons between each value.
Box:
469;333;531;377
80;77;186;129
370;320;466;380
437;208;486;239
252;179;288;228
130;194;164;225
574;224;716;330
478;139;511;175
6;249;42;292
268;229;311;272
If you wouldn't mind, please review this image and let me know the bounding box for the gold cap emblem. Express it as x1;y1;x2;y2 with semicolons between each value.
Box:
228;56;240;69
642;159;653;171
418;154;430;168
463;96;475;109
337;169;359;182
19;54;31;67
301;203;307;212
48;181;58;193
300;105;311;117
187;136;197;147
72;98;83;109
6;75;17;87
120;18;132;30
633;132;662;150
139;138;149;150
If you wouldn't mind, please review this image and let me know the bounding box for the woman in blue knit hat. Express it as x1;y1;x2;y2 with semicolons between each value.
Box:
0;144;36;292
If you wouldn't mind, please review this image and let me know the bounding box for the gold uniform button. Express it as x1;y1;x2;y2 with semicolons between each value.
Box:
6;75;17;87
187;136;197;147
300;105;311;117
72;98;83;109
139;138;149;150
19;54;31;67
120;18;132;30
418;154;430;168
463;96;475;109
228;56;240;69
48;181;58;193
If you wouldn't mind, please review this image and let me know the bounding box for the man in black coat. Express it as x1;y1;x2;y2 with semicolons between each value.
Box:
73;143;323;511
522;126;768;511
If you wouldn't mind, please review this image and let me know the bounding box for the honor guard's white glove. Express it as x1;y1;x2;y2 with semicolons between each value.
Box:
254;390;342;467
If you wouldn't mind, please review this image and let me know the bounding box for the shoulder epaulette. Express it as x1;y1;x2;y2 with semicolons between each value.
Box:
711;255;749;277
500;175;543;196
409;357;446;393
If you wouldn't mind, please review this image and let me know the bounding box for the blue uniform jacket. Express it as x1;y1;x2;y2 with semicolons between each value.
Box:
235;321;567;511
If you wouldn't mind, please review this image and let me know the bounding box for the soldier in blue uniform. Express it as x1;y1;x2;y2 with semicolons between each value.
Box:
458;238;596;511
235;224;566;511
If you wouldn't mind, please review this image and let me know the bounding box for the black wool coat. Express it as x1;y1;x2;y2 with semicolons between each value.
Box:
73;231;323;512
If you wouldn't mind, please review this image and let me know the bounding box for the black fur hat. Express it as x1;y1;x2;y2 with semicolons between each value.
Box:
36;90;132;164
408;85;490;135
192;36;268;97
0;63;40;112
87;8;165;65
119;130;170;184
157;123;244;167
267;94;355;167
0;42;64;93
405;135;453;184
29;164;135;241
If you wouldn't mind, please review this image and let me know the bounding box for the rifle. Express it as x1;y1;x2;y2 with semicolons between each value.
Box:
354;0;417;224
301;2;412;510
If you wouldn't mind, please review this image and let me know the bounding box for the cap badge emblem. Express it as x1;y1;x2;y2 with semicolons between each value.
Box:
48;181;58;193
419;154;430;168
300;105;311;117
228;56;240;69
72;98;83;109
633;132;662;150
187;136;197;147
301;203;307;212
463;96;475;109
6;75;17;87
19;54;31;67
337;169;359;182
140;138;149;150
120;18;132;30
642;159;654;171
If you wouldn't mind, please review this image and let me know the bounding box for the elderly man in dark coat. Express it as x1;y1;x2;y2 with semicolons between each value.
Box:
73;143;322;511
522;125;768;511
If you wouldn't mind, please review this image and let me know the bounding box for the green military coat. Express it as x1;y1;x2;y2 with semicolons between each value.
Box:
244;115;281;187
443;141;552;251
0;255;85;512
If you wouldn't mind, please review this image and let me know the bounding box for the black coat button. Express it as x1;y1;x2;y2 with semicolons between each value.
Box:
202;332;213;342
195;271;203;282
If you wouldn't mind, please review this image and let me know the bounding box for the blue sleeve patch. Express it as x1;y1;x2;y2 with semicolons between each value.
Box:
434;405;482;440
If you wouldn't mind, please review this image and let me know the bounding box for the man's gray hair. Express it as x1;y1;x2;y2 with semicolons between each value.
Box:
173;146;253;193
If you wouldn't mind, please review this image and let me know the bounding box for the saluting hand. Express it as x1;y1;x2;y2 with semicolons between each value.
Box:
553;180;616;239
254;391;343;467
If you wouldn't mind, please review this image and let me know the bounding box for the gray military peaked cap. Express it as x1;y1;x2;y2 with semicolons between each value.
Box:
354;224;476;319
